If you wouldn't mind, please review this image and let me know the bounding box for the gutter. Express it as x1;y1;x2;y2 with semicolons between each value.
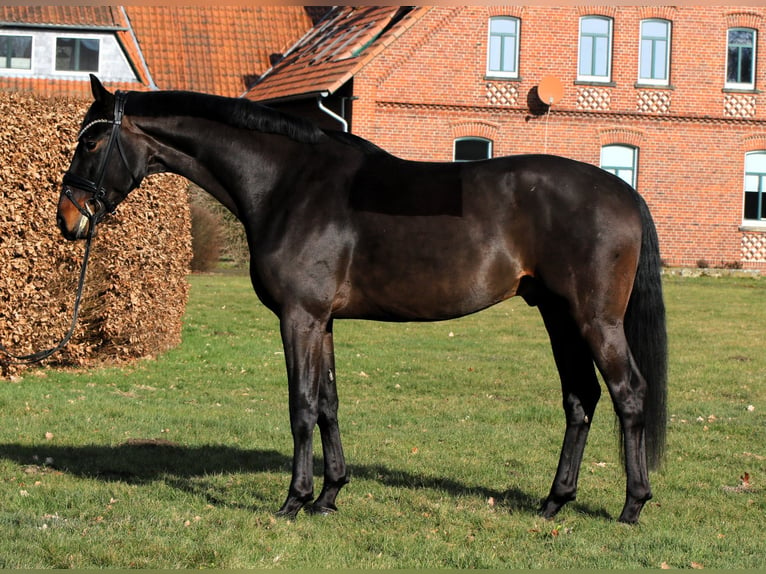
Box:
0;22;124;31
249;91;325;105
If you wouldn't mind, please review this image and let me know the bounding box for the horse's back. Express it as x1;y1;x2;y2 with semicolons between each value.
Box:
338;153;643;321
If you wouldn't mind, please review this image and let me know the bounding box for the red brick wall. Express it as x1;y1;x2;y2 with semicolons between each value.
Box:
350;6;766;270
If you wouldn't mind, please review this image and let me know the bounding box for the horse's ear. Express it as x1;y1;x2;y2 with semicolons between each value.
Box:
89;74;110;103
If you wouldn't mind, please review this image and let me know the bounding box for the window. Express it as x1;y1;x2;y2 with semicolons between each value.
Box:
744;151;766;222
578;16;612;82
600;145;638;188
454;138;492;161
727;28;756;89
639;19;671;84
487;16;520;78
55;37;99;72
0;35;32;70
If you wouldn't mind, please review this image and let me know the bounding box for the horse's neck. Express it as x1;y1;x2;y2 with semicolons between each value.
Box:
141;116;278;219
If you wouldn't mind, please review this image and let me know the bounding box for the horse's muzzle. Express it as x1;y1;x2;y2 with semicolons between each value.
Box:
57;188;98;241
57;212;90;241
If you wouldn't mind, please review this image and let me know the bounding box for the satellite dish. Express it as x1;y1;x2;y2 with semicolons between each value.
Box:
538;75;563;106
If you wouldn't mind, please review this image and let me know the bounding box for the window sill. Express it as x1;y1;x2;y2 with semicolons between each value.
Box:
51;69;101;76
634;82;674;90
574;80;616;87
739;223;766;232
484;74;521;82
723;87;761;94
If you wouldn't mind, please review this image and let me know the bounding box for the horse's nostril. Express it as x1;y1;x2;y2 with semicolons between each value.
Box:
56;213;69;231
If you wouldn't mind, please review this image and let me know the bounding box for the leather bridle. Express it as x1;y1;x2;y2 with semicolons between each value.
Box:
61;90;142;224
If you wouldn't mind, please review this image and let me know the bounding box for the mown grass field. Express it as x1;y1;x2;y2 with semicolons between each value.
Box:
0;273;764;568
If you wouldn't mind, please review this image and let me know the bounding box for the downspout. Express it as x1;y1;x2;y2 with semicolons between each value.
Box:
317;91;348;132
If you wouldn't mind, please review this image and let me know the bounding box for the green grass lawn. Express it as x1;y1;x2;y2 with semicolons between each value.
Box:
0;273;764;568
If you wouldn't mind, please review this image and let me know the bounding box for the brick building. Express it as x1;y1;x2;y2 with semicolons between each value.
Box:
247;6;766;271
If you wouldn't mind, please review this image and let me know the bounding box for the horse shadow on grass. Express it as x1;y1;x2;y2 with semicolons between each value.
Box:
0;442;611;520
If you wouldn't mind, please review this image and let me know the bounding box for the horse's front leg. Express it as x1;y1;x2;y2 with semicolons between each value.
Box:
309;323;350;514
275;306;327;518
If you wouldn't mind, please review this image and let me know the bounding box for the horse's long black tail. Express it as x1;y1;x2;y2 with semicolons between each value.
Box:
624;194;668;470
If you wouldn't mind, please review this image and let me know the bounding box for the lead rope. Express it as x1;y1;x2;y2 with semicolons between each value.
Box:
0;222;96;365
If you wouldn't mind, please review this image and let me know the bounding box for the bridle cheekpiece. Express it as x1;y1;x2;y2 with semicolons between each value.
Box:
62;90;141;222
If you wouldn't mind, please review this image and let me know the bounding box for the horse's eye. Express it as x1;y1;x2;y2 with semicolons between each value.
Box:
84;140;97;151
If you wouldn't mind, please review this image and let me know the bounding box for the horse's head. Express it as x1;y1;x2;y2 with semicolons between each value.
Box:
57;75;145;240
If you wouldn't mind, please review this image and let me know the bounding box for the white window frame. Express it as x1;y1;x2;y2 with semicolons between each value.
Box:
600;144;638;189
638;19;671;86
53;34;101;75
577;15;613;83
486;16;520;79
0;32;33;72
743;151;766;226
454;137;493;162
726;27;757;90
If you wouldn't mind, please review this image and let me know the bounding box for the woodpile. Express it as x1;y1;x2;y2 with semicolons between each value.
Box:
0;91;191;376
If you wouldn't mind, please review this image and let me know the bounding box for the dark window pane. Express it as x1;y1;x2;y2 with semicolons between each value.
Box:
744;191;759;220
455;139;490;161
56;38;75;71
56;38;99;72
730;28;754;47
0;35;32;69
79;39;99;71
740;47;753;83
727;47;737;82
727;29;755;84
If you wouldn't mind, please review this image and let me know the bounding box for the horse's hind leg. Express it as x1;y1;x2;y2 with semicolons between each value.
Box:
537;295;601;519
309;325;350;514
583;318;652;523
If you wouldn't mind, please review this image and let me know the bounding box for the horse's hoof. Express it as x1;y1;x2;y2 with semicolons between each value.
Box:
617;493;650;524
539;494;573;520
539;502;560;520
617;504;644;524
275;498;311;520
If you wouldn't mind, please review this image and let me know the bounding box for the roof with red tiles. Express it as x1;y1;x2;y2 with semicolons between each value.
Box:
245;6;426;103
0;6;123;29
125;6;316;97
0;6;317;99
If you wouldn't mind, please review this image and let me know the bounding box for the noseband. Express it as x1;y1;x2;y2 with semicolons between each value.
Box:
62;90;142;222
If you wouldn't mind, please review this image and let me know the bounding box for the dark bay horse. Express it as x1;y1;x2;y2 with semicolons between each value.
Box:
57;76;667;523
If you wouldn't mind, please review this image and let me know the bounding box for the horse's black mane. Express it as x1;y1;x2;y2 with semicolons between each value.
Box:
124;90;325;145
325;130;387;155
122;89;393;155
